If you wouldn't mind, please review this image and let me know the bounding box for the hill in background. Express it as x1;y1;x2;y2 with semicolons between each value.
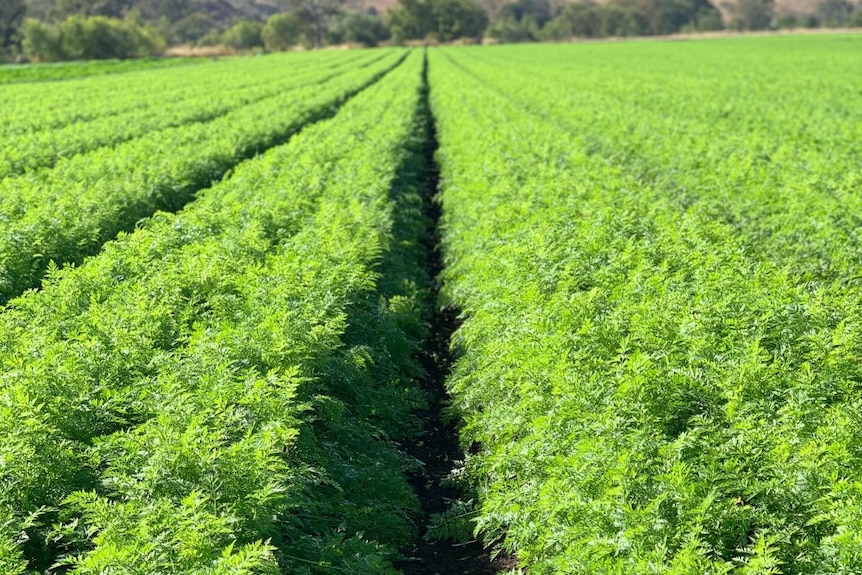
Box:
1;0;857;64
23;0;386;25
17;0;861;32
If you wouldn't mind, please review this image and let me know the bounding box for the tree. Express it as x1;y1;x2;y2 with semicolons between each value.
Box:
488;14;541;40
52;0;134;19
386;0;434;40
540;0;603;38
601;0;651;35
488;0;549;41
496;0;552;26
0;0;25;50
286;0;346;47
432;0;488;40
816;0;853;25
167;11;217;44
687;5;724;29
221;19;263;49
136;0;193;23
732;0;773;28
21;17;62;59
22;14;164;61
388;0;487;41
650;0;722;32
24;0;55;21
327;10;388;46
262;12;308;50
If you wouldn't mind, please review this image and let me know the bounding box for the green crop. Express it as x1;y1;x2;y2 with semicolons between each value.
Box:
0;57;200;85
2;33;862;575
0;50;354;137
0;50;430;574
0;51;376;180
429;35;862;574
0;49;405;304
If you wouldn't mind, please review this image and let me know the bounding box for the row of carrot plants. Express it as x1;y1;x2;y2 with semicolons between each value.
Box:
0;57;199;85
428;37;862;574
0;49;405;304
1;50;430;574
0;50;380;180
0;50;359;137
452;37;862;284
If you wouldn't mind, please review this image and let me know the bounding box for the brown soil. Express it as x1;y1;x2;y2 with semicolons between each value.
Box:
396;54;519;575
395;306;518;575
164;44;239;58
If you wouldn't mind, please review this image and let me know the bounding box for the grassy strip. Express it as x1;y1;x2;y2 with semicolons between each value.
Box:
0;57;200;85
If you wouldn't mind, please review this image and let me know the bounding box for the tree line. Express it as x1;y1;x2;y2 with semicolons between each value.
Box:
1;0;860;62
488;0;862;41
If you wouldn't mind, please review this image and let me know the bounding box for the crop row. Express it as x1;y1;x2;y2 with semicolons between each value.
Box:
451;39;862;283
0;50;362;138
429;37;862;574
0;57;200;85
0;50;430;574
0;49;406;304
0;51;383;180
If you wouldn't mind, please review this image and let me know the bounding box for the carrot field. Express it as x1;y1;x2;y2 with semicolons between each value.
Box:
1;34;861;574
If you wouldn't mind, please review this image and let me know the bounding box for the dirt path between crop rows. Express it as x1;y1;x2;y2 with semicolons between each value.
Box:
395;303;516;575
394;52;518;575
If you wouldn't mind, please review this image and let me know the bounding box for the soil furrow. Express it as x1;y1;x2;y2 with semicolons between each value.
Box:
396;50;517;575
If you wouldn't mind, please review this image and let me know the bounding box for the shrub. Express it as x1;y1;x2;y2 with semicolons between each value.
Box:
541;0;722;37
776;14;798;27
168;12;217;44
816;0;853;25
431;0;488;40
327;11;389;46
386;0;434;41
488;0;550;41
221;19;263;50
22;15;164;62
262;12;308;50
0;0;25;52
540;1;604;38
601;0;652;35
488;15;542;41
652;0;723;33
689;6;725;29
732;0;774;29
21;18;62;61
387;0;487;42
